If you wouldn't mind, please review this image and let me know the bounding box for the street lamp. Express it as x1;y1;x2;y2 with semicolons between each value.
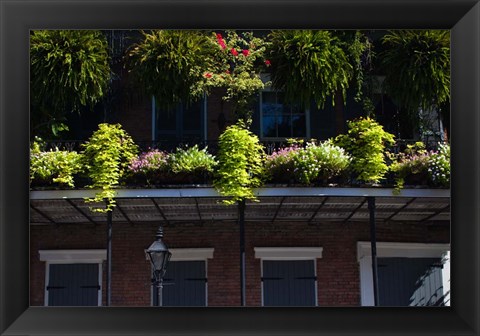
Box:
146;226;171;307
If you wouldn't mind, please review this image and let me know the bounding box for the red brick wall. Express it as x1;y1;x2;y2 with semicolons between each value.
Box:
206;88;236;141
30;219;449;307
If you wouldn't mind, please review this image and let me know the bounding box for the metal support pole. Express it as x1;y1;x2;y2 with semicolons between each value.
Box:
106;210;113;306
368;196;380;306
238;199;246;306
156;275;163;307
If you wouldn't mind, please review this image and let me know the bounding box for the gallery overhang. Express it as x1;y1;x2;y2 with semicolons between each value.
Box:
30;187;450;226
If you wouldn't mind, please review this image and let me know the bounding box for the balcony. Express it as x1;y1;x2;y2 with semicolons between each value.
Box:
38;138;424;155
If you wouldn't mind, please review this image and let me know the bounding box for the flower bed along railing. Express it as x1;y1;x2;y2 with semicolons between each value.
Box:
31;138;450;189
31;121;450;210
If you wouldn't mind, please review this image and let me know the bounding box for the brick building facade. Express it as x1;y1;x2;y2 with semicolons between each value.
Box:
30;190;450;307
29;30;450;308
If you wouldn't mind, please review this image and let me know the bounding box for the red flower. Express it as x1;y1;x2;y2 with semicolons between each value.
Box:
242;49;249;57
204;72;212;78
230;48;238;56
264;59;271;66
225;69;230;74
216;33;227;49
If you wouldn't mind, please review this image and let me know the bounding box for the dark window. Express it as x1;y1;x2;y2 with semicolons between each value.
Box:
261;92;306;139
377;257;445;306
262;260;316;306
155;99;204;142
155;260;207;306
47;263;100;306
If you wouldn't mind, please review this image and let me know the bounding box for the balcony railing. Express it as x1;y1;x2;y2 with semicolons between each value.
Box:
37;138;430;155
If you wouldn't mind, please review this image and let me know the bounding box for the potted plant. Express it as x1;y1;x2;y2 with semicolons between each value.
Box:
264;144;301;185
30;138;83;189
126;149;169;186
389;142;431;191
335;117;395;185
292;140;351;186
167;145;217;184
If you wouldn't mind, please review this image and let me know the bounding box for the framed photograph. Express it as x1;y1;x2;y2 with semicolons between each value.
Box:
1;1;479;335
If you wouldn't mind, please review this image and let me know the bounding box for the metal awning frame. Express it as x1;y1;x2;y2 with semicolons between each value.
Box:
30;188;451;226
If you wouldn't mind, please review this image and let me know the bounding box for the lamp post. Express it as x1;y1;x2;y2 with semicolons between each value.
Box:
145;226;171;307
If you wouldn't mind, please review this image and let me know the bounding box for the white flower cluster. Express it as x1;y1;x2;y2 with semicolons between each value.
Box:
427;143;450;186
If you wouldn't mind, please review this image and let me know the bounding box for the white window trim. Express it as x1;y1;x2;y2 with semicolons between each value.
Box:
170;248;214;261
255;247;323;306
357;242;450;307
39;249;106;306
147;248;214;306
254;247;323;260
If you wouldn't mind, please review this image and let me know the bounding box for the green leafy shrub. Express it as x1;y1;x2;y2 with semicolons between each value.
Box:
168;145;217;183
82;123;138;212
335;117;395;183
30;144;83;188
214;123;265;204
293;140;351;185
428;142;450;187
127;149;169;185
389;142;430;191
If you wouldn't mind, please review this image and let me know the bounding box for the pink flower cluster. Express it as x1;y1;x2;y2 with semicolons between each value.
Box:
268;145;300;161
128;149;168;173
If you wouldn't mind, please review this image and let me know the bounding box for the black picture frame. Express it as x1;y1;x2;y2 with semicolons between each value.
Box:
1;0;479;335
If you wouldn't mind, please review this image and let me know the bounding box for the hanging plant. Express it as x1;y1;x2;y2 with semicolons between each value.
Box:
213;122;265;204
202;31;268;125
380;30;450;125
266;30;353;109
81;123;138;212
126;30;213;110
30;30;111;138
334;31;374;113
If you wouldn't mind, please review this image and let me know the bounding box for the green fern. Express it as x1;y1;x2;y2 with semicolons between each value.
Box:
380;30;450;113
126;30;213;110
30;30;110;137
266;30;354;109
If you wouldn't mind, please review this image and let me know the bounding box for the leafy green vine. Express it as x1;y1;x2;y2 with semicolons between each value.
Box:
81;123;138;212
213;122;265;204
